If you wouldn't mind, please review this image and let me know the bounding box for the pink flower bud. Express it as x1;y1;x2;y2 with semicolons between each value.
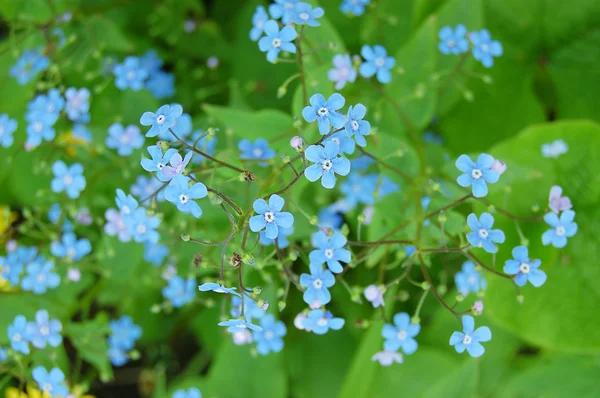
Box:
364;285;385;308
67;268;81;282
5;240;17;252
207;56;219;69
491;159;506;175
472;300;484;314
290;136;303;150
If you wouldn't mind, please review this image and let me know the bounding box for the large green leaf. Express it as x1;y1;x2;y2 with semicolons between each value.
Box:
64;315;113;382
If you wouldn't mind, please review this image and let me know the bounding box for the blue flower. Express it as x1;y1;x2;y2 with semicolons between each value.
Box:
50;232;92;262
455;153;499;197
328;54;357;90
25;310;62;349
382;312;420;354
73;124;92;142
340;0;370;16
230;296;265;320
302;309;345;334
318;206;343;230
542;210;578;248
52;28;67;47
291;2;324;26
10;49;49;85
163;276;197;308
0;114;17;148
238;138;276;166
146;71;175;99
140;49;163;74
106;123;144;156
21;257;60;294
8;315;31;354
438;24;469;55
131;176;166;202
250;6;269;41
198;282;240;296
325;130;355;155
503;246;546;287
260;225;294;248
28;88;64;119
25;111;56;148
0;348;7;362
51;161;86;199
0;254;23;286
304;142;351;189
140;103;183;138
141;145;178;181
309;230;351;274
470;29;503;67
109;315;142;350
455;261;486;296
173;388;202;398
116;189;139;216
128;208;160;243
352;155;375;171
466;212;505;253
108;346;129;367
359;45;396;84
258;20;297;63
344;104;371;147
160;151;193;181
113;56;149;91
104;208;131;242
340;173;376;206
64;87;91;122
302;93;346;135
32;366;69;397
249;194;295;240
144;242;169;266
450;315;491;357
160;113;193;141
218;319;262;333
405;245;416;257
165;175;208;218
300;263;335;307
269;0;300;24
253;314;287;355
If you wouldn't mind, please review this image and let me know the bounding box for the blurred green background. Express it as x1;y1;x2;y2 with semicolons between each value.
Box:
1;0;599;397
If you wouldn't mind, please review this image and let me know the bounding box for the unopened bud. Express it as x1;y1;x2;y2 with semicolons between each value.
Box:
180;233;190;242
482;75;493;84
157;140;169;150
242;253;256;267
257;299;269;311
207;127;218;136
290;136;303;150
491;159;507;175
281;154;290;163
438;213;447;223
516;294;525;304
277;86;287;98
472;300;484;315
464;90;474;102
410;316;420;325
252;286;262;295
278;301;286;312
421;281;431;290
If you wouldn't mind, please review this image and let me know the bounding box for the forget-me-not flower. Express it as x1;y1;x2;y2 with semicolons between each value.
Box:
438;24;469;54
542;210;577;248
238;138;276;166
219;319;262;333
128;208;160;243
106;123;144;156
328;54;357;90
345;104;370;147
10;49;49;85
548;185;572;214
32;366;69;397
173;388;202;398
302;93;346;135
324;130;355;155
541;139;568;158
161;151;193;180
8;315;31;354
50;232;92;262
455;261;486;296
141;145;178;181
131;175;166;202
340;0;370;16
198;282;240;296
26;310;62;349
470;29;503;68
163;276;196;308
258;20;297;63
250;6;270;41
450;315;491;357
382;312;420;354
466;212;505;253
21;257;60;294
249;194;295;240
269;0;299;24
109;315;142;351
51;161;86;199
503;246;546;287
455;153;499;197
260;225;294;248
230;295;265;320
146;71;175;99
64;87;91;122
359;45;396;84
165;175;208;218
300;263;336;307
253;314;286;355
140;103;183;137
144;242;169;266
0;114;17;148
372;350;403;366
364;284;385;307
304;142;351;189
302;309;345;334
309;230;351;273
113;56;149;91
291;2;324;26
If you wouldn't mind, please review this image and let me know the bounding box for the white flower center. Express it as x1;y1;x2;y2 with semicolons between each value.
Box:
127;71;136;80
179;194;188;204
136;224;147;234
324;248;334;259
397;330;407;340
264;211;275;223
43;383;53;393
37;273;46;283
47;104;55;112
481;44;489;52
317;107;328;116
156;115;166;125
257;21;264;28
34;122;43;133
313;279;323;289
468;275;477;285
317;318;328;327
40;325;50;335
63;175;73;185
67;247;77;259
272;38;282;48
285;1;294;8
299;12;310;20
157;162;164;170
322;160;333;171
463;335;472;345
351;120;359;131
120;133;131;144
375;57;385;67
339;67;349;78
478;229;488;239
265;330;274;340
471;169;483;179
122;205;130;215
555;226;565;236
519;262;530;274
252;147;263;157
13;333;21;342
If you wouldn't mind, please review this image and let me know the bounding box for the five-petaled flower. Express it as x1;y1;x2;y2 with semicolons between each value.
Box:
258;20;297;63
32;366;69;397
291;2;324;26
253;314;287;355
344;103;371;147
359;45;396;84
9;315;31;354
250;6;269;41
372;350;403;366
470;29;503;68
301;309;345;334
173;387;203;398
309;230;351;273
165;175;207;218
548;185;572;214
161;151;193;180
302;93;346;135
450;315;492;357
140;103;183;137
304;142;351;189
51;161;86;199
162;276;197;307
26;309;62;349
249;194;295;240
300;263;336;307
455;261;486;296
542;210;577;248
382;312;420;354
438;24;469;55
466;212;505;253
455;153;499;197
328;54;357;90
503;246;546;287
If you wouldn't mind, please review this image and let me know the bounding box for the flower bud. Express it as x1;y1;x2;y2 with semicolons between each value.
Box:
252;286;262;295
242;253;256;267
180;233;190;242
490;159;507;175
290;136;303;150
257;299;269;311
472;300;484;315
67;268;81;282
410;315;420;325
516;294;525;304
278;301;286;312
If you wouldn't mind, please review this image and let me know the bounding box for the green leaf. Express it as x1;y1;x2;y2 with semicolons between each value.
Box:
87;15;135;53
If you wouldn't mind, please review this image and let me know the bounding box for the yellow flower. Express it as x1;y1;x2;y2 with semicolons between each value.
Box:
56;131;88;157
4;385;95;398
0;205;17;239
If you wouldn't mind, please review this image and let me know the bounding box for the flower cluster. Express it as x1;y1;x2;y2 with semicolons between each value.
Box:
328;44;396;88
1;245;61;294
7;310;62;355
107;315;142;366
10;48;49;85
438;24;503;67
113;50;175;98
104;189;161;243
